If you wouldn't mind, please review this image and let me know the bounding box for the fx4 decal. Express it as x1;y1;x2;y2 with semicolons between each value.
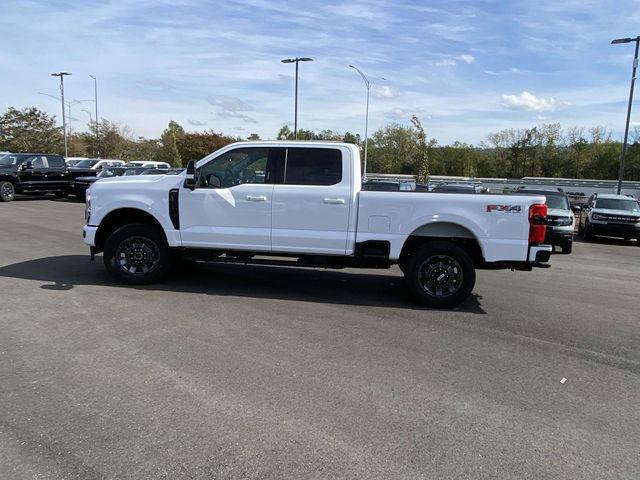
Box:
486;204;522;213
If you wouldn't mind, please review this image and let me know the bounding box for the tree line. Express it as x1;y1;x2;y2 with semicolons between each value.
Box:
1;105;639;180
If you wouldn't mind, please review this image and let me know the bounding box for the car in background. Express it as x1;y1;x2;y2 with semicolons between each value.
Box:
362;179;400;191
71;166;148;201
431;182;485;194
515;187;574;254
140;168;185;175
65;157;88;167
579;193;640;244
68;159;126;179
0;153;69;202
126;161;171;169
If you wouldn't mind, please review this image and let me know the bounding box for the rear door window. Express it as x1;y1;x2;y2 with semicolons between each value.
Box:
46;156;66;169
284;148;342;186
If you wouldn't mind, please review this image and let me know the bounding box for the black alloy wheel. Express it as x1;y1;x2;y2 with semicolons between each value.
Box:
0;181;15;202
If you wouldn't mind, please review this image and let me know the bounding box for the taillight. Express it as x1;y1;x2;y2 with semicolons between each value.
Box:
529;203;547;244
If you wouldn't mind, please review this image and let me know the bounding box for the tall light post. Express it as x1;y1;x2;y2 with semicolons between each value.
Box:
81;109;96;156
51;72;71;156
611;36;640;194
89;75;99;156
349;65;385;180
38;93;91;136
281;57;313;139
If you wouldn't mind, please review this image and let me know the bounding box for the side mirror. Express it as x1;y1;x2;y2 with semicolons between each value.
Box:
184;160;197;189
571;205;581;214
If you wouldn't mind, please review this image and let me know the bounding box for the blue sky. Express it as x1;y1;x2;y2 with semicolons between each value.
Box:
2;0;640;144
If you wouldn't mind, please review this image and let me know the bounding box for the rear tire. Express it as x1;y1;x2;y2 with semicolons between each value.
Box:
0;181;15;202
404;241;476;309
103;223;172;285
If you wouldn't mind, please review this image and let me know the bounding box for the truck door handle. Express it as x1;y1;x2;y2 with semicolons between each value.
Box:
323;197;345;205
246;195;267;202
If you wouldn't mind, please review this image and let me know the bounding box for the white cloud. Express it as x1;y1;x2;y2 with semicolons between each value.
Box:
208;96;257;123
188;119;207;126
434;54;475;67
385;108;412;120
458;54;475;64
373;86;398;99
500;91;563;112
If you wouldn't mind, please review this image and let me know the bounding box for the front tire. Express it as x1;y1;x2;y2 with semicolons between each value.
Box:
583;221;595;240
405;241;476;309
103;223;172;285
0;181;15;202
561;241;573;254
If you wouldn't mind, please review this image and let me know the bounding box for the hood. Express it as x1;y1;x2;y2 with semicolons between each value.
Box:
592;208;640;218
547;207;572;217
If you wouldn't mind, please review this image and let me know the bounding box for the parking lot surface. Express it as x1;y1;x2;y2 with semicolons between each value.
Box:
1;198;640;479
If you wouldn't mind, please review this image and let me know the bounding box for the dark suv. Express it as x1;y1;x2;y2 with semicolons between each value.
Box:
0;153;70;202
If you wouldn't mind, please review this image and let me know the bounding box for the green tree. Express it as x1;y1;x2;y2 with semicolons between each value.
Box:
177;131;237;166
0;107;63;153
247;133;261;141
410;115;436;182
155;120;185;167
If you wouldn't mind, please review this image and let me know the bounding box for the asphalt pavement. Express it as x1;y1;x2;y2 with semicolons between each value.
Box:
1;198;639;479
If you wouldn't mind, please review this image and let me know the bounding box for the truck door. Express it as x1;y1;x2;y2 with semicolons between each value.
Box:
271;146;351;255
179;147;284;251
20;155;47;191
44;155;68;188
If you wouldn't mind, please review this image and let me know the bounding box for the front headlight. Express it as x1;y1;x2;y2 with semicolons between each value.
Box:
592;213;604;221
556;217;572;226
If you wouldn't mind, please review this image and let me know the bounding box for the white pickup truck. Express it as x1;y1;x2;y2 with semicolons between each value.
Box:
83;141;552;308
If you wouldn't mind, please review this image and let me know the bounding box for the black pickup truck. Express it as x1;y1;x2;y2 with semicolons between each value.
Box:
0;153;70;202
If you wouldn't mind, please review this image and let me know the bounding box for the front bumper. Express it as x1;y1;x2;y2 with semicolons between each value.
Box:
589;221;640;238
545;227;573;245
83;225;98;246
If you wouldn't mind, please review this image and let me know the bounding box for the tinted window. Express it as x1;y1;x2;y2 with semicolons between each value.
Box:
284;148;342;186
46;156;66;168
32;156;45;168
75;159;99;168
595;198;640;212
198;147;283;188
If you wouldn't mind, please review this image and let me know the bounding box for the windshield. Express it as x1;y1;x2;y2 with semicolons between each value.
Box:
595;198;640;212
543;194;569;210
0;154;30;166
74;159;99;168
98;168;123;178
123;169;142;176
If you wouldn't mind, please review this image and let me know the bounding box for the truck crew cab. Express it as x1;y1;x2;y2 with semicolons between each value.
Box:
83;142;552;308
0;153;70;202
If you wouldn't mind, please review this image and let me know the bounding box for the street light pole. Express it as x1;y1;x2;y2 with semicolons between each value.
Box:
81;109;95;156
51;72;71;156
89;75;99;156
349;65;385;180
281;57;313;140
611;36;640;194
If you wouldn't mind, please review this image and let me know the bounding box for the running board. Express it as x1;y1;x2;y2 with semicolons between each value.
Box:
183;254;347;270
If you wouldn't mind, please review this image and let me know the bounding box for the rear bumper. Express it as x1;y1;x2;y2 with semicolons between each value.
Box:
479;244;552;271
528;244;552;263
